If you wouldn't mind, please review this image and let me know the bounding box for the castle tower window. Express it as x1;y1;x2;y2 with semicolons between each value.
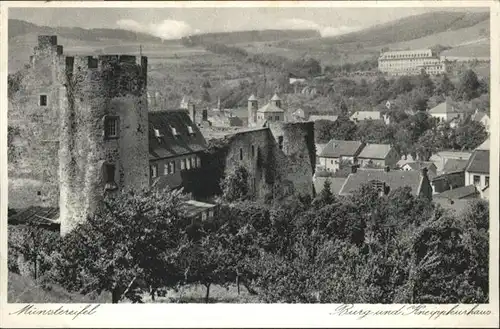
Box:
239;148;243;160
39;95;48;106
151;164;158;178
251;145;255;158
104;116;119;139
154;128;163;138
278;136;284;150
103;163;118;191
88;57;98;69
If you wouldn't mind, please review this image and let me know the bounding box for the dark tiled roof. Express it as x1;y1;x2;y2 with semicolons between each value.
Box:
339;170;423;196
358;144;392;160
443;159;469;173
465;150;489;174
148;110;207;160
434;198;472;215
319;140;365;158
435;185;478;200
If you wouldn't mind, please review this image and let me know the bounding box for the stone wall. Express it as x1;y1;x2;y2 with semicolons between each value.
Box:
59;55;149;235
8;36;65;208
198;122;316;202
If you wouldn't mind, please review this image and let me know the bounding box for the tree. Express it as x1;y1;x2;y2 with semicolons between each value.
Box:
221;166;250;202
9;225;61;280
435;73;455;97
52;188;190;303
454;69;480;101
314;120;337;143
201;88;211;103
389;75;414;97
452;119;488;151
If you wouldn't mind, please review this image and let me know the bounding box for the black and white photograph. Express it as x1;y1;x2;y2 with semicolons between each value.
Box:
1;1;498;326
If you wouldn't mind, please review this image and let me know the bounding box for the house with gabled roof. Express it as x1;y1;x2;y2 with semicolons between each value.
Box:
148;110;208;189
428;100;467;123
401;161;437;179
357;143;399;169
339;166;432;200
465;149;489;191
472;110;490;132
318;140;365;172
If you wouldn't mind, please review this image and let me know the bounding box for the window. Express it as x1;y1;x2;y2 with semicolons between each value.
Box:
39;95;47;106
239;148;243;161
169;161;175;174
151;164;158;178
171;127;179;136
473;175;480;185
191;157;196;168
104;116;119;138
187;126;194;135
251;145;255;158
88;57;98;68
275;115;280;121
164;163;169;175
208;210;214;218
202;212;207;221
485;176;489;186
196;157;201;168
181;159;185;170
278;136;284;150
103;163;117;191
186;158;191;170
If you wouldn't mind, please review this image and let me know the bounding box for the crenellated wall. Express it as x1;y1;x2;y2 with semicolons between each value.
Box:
8;36;66;208
59;54;149;235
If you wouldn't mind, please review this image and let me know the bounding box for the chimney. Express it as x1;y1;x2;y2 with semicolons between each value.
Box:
384;166;390;172
188;102;196;124
202;109;208;122
351;165;358;174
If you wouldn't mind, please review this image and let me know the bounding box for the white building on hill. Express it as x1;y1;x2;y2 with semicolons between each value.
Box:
378;49;446;76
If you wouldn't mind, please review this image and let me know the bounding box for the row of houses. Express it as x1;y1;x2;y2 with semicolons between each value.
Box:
314;137;490;213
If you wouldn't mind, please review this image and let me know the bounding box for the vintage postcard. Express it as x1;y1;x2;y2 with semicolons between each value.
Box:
0;0;498;327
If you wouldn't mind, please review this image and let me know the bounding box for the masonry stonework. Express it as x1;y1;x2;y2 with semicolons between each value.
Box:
8;36;65;208
59;55;150;235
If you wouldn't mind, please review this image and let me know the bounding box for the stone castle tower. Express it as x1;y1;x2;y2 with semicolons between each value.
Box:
8;35;150;235
59;54;150;235
247;94;258;126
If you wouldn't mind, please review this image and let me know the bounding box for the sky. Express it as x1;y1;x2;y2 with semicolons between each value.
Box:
9;7;489;40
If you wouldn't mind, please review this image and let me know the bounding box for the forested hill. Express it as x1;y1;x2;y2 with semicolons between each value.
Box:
181;29;320;46
8;19;164;43
320;11;490;46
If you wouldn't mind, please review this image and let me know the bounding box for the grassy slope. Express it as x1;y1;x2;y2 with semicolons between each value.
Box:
308;11;489;47
368;19;490;51
8;272;109;303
